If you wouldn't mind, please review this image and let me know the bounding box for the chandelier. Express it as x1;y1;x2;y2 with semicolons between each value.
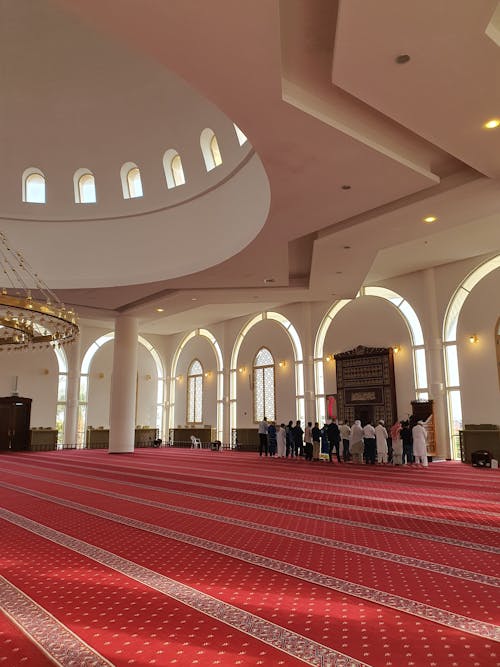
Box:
0;231;79;350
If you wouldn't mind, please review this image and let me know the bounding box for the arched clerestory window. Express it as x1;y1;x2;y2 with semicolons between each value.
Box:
187;359;203;424
253;347;275;422
233;123;248;146
120;162;143;199
74;169;96;203
23;168;46;203
163;149;186;188
200;128;222;171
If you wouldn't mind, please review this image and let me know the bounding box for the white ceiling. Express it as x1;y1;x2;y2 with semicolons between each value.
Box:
3;0;500;334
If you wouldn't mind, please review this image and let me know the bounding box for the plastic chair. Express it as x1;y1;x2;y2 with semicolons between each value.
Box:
190;435;202;449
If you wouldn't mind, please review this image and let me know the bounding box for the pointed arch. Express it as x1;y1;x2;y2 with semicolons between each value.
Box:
230;312;304;436
313;288;427;425
78;333;165;446
187;358;203;424
169;329;224;441
253;346;275;421
442;255;500;452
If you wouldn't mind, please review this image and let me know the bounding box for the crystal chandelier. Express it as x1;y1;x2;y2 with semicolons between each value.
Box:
0;231;79;350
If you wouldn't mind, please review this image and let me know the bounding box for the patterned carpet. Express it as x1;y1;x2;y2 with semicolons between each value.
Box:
0;449;498;666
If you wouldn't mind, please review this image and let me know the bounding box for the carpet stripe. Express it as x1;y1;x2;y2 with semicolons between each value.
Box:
0;576;113;667
1;485;498;643
1;463;497;555
1;477;497;589
0;508;369;667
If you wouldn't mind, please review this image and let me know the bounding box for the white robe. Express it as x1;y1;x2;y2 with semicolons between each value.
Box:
375;424;388;458
412;423;428;465
277;427;286;457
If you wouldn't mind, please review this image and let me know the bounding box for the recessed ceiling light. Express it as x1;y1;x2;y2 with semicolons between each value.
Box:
191;297;197;301
156;308;164;312
483;118;500;129
341;184;351;190
343;245;351;250
423;216;437;224
395;54;410;64
263;278;275;284
335;271;342;275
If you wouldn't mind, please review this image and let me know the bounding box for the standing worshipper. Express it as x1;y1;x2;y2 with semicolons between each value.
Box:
312;422;321;461
375;420;389;464
267;421;277;457
285;420;294;458
327;419;342;463
350;420;364;464
277;423;287;458
391;421;403;465
400;420;413;465
320;423;330;459
304;421;313;461
339;421;351;461
258;416;268;457
412;420;428;467
293;420;304;457
363;420;376;465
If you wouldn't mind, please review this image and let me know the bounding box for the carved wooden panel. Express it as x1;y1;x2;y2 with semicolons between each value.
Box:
335;346;397;426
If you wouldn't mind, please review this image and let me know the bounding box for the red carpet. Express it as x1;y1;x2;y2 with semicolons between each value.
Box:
0;449;498;666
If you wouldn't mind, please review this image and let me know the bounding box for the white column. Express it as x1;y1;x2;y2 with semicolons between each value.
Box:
109;315;138;453
301;303;316;422
64;335;81;446
423;268;450;459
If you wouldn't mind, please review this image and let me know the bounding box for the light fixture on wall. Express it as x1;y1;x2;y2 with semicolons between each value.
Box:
238;366;246;374
176;375;183;381
0;231;79;351
145;374;152;381
278;360;286;368
204;371;212;378
98;372;105;379
393;345;401;354
469;334;479;344
325;354;334;363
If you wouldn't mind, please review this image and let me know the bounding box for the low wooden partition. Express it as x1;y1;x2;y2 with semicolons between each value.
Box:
86;428;109;449
459;425;500;463
86;428;160;449
169;427;216;448
29;429;58;452
232;428;259;452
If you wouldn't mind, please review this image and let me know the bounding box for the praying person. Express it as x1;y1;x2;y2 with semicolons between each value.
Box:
375;420;388;464
412;420;428;467
277;423;286;458
391;421;403;465
350;420;364;464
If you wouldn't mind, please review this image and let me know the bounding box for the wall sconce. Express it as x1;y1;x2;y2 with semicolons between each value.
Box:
42;368;49;375
98;372;105;379
176;375;183;381
325;354;333;363
469;334;479;344
204;371;212;378
278;360;286;368
238;366;246;374
145;374;152;381
393;345;401;354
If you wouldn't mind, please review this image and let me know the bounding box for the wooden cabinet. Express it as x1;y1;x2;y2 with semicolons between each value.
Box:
0;396;31;451
86;428;109;449
459;425;500;463
30;429;58;451
411;400;437;457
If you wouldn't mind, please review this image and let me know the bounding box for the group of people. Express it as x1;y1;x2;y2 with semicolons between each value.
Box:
257;415;429;467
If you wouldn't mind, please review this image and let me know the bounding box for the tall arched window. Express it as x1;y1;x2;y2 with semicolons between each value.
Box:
23;168;46;203
187;359;203;424
74;169;96;203
253;347;275;422
163;149;186;188
120;162;143;199
200;128;223;171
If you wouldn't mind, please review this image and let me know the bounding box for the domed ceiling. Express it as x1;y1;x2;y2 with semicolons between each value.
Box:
0;0;270;288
